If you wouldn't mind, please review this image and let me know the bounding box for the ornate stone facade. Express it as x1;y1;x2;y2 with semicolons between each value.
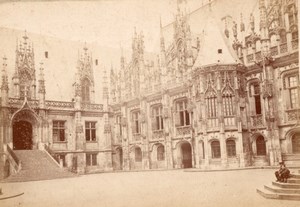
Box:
110;0;300;170
0;0;299;178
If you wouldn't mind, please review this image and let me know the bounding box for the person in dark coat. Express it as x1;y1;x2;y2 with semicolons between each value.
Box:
275;161;290;183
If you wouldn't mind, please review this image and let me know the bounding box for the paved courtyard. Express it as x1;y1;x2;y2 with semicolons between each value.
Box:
1;169;300;207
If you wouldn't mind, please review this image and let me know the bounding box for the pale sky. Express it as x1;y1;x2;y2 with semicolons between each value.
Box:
0;0;210;52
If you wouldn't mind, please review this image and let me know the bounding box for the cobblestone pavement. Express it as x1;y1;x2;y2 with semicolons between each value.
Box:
1;169;300;207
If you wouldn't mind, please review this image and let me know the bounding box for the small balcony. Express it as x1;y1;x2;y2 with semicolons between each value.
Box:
286;108;300;122
176;125;191;136
255;51;262;61
152;130;164;140
270;46;279;56
279;42;288;54
246;54;254;63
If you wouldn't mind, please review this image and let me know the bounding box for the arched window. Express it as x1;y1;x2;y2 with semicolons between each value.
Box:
292;133;300;154
175;99;190;126
226;139;236;157
256;136;266;156
211;141;221;158
223;94;234;116
206;94;217;118
250;82;262;115
81;78;90;102
157;145;165;161
135;147;142;162
284;74;299;109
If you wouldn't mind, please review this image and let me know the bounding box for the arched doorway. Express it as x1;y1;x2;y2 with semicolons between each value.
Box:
292;133;300;154
181;142;192;168
13;120;33;150
116;147;123;170
256;136;266;156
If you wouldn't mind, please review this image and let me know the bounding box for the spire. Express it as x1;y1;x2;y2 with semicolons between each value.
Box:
38;62;46;94
1;56;9;91
250;13;255;33
103;67;109;100
240;13;245;32
160;16;165;52
232;21;237;40
120;47;125;70
259;0;267;30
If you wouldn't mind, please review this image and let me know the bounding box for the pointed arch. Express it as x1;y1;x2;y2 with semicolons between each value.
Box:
205;77;217;118
81;77;91;102
222;72;235;117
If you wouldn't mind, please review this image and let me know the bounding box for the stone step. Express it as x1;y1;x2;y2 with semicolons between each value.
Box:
272;181;300;189
257;188;300;201
287;178;300;184
264;185;300;194
291;174;300;179
2;150;76;182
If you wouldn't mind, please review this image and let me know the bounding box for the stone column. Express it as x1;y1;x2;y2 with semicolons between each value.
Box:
122;104;130;171
203;136;210;169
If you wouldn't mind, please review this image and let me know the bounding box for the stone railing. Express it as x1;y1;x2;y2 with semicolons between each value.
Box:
6;144;21;172
246;54;254;63
176;125;191;136
8;98;24;108
280;43;288;54
292;39;298;50
46;100;74;109
44;144;61;167
251;114;264;127
270;46;279;56
8;98;39;108
152;130;164;140
286;108;300;121
81;103;103;111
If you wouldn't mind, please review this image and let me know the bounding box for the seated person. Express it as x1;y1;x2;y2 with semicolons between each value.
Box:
275;161;290;183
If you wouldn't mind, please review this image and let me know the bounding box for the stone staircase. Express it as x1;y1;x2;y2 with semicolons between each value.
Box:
257;169;300;201
1;150;76;182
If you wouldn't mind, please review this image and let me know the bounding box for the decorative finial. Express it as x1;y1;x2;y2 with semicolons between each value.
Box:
3;55;7;67
160;15;162;29
240;13;245;32
224;18;229;38
250;13;255;33
232;21;237;39
83;42;88;53
23;30;28;44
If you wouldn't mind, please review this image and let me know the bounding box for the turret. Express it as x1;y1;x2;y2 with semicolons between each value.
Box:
12;31;36;99
73;44;95;106
259;0;270;55
159;17;166;68
38;62;46;108
1;56;9;107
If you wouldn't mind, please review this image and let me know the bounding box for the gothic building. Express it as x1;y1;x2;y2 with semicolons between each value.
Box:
0;33;112;178
110;0;299;170
0;0;299;179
